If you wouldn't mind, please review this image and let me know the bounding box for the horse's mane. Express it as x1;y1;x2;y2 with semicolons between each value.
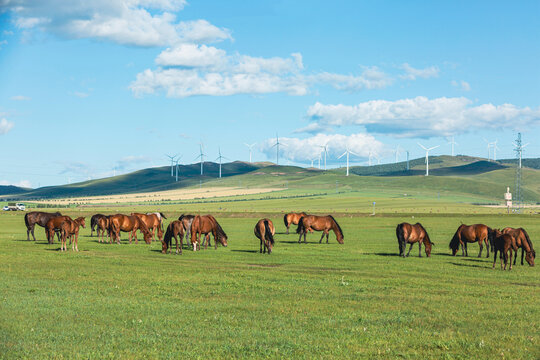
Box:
449;224;463;250
296;216;305;234
208;215;227;240
264;219;274;244
328;215;343;237
415;223;433;245
520;228;535;255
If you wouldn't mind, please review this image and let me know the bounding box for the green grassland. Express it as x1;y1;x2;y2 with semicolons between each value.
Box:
0;191;539;359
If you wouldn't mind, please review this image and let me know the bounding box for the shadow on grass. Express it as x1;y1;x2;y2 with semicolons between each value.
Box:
450;262;489;269
231;249;258;253
278;240;311;244
370;252;400;257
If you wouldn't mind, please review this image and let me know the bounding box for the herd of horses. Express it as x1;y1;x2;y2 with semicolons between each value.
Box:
22;211;534;269
396;222;535;270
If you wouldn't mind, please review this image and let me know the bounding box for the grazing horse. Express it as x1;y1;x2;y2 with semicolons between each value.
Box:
59;217;85;252
449;224;494;257
162;220;185;254
396;222;434;257
24;211;62;241
147;212;167;230
284;212;307;234
190;215;228;251
502;227;535;266
254;218;275;254
131;213;164;241
296;215;344;244
109;214;152;244
492;229;518;270
45;215;73;244
96;216;110;243
179;214;195;246
90;214;107;237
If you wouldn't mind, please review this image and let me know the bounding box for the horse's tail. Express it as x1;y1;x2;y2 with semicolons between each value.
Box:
296;217;305;234
487;226;495;252
263;220;274;245
24;213;30;228
328;215;343;238
449;225;462;251
283;213;289;228
164;223;173;248
160;212;167;219
178;214;184;221
416;223;433;245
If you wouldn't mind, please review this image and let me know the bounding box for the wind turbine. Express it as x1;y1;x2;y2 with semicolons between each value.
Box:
194;143;206;175
319;143;329;170
271;134;286;165
483;138;492;161
393;145;402;163
448;136;458;156
491;140;499;161
418;143;440;176
244;143;255;163
215;147;228;178
165;153;179;176
175;155;183;182
338;148;358;176
368;151;377;166
318;152;322;169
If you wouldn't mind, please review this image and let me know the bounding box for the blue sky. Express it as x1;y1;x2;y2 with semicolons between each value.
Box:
0;0;539;187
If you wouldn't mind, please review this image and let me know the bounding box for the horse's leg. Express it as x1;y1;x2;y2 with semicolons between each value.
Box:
486;238;490;258
27;225;31;241
319;232;325;244
31;224;37;241
464;242;468;257
298;231;303;243
326;230;330;244
304;231;307;243
509;249;513;270
492;249;497;269
478;241;483;258
406;243;413;257
520;248;524;265
418;241;422;257
286;224;289;234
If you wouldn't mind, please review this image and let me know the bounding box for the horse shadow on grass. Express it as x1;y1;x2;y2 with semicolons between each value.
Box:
450;262;488;269
231;249;258;254
370;252;400;257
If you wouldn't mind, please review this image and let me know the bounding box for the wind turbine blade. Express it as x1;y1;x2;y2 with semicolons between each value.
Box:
349;151;359;157
417;143;427;150
338;151;347;159
427;145;440;151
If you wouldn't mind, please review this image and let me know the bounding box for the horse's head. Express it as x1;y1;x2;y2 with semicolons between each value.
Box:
218;234;228;247
161;239;168;254
76;217;86;228
424;240;433;257
526;250;535;267
143;230;152;244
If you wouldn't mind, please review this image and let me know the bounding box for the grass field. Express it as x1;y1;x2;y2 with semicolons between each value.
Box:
1;192;539;359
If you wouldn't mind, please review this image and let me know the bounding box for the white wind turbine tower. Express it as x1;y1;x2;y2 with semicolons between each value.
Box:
338;148;359;176
368;151;377;166
216;147;228;178
174;155;182;182
448;136;458;156
271;134;286;165
165;153;179;176
393;145;402;163
244;143;255;163
194;143;206;175
318;152;322;169
490;140;499;161
483;138;492;161
319;143;329;170
418;143;440;176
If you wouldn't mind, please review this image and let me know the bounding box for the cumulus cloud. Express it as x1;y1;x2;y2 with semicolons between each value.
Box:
11;95;31;101
0;118;14;134
400;63;439;80
260;133;384;163
303;97;540;138
311;66;392;91
1;0;231;47
451;80;471;91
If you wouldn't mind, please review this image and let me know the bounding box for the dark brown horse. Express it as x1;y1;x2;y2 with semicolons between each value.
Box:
190;215;228;251
24;211;62;241
502;227;535;266
59;217;85;252
255;218;275;254
284;212;307;234
492;229;518;270
90;214;107;237
296;215;344;244
96;216;110;243
131;213;164;242
396;222;434;257
449;224;494;257
45;215;73;244
179;214;195;245
162;220;185;254
109;214;152;244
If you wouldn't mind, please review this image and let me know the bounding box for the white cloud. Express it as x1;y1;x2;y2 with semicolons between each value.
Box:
0;118;14;134
11;95;31;101
400;63;439;80
116;155;152;170
0;180;32;188
304;96;540;137
1;1;232;47
156;43;227;68
311;66;392;91
260;133;384;163
452;80;471;91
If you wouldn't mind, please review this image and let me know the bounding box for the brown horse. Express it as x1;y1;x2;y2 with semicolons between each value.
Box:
96;216;110;243
162;220;185;254
492;229;518;270
179;214;195;244
59;217;85;252
90;214;107;237
109;214;152;244
502;227;535;266
255;219;275;254
396;222;434;257
45;215;74;244
24;211;62;241
131;213;164;241
190;215;228;251
296;215;344;244
449;224;494;257
284;212;308;234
